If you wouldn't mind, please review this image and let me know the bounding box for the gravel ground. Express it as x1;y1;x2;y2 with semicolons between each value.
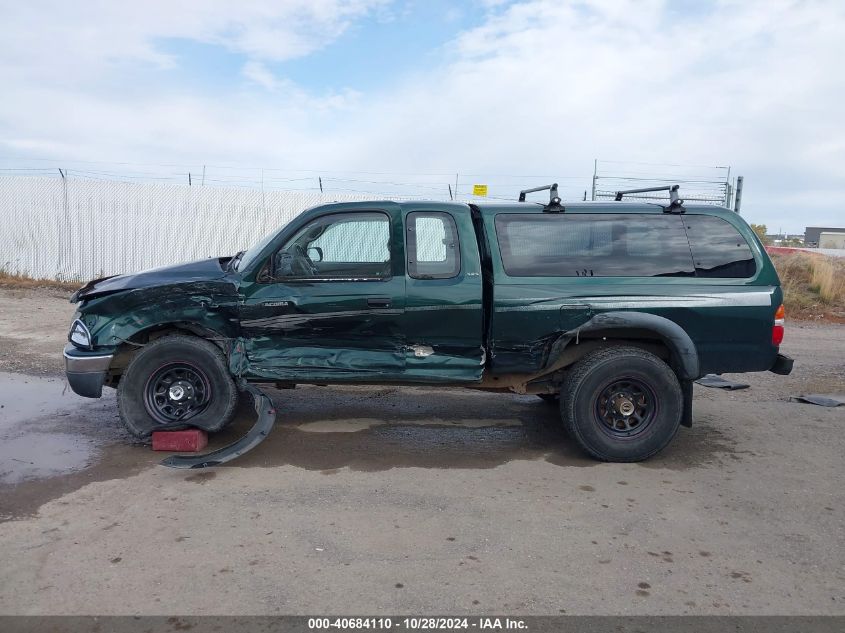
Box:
0;286;843;615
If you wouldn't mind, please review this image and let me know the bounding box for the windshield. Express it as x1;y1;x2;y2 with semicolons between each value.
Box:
235;230;279;272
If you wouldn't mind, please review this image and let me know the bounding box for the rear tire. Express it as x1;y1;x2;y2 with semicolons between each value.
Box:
560;346;682;462
117;334;238;439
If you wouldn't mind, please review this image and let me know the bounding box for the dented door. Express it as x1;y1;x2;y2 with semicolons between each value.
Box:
400;205;484;383
239;209;407;382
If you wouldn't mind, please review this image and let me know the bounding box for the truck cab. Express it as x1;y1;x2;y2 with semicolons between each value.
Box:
236;201;486;384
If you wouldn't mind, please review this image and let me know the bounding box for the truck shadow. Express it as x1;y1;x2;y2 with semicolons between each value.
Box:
220;384;593;470
219;385;738;472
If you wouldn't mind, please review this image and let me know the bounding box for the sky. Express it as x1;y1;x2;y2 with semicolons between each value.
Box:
1;0;843;233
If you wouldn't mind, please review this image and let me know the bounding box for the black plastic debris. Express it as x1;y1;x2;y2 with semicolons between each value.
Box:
789;395;845;407
160;384;277;469
695;374;750;390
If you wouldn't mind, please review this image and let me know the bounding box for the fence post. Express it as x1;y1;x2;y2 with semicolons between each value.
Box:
59;168;69;279
733;176;744;214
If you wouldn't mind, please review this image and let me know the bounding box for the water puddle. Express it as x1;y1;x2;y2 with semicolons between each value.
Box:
0;371;120;488
0;432;96;484
0;372;87;428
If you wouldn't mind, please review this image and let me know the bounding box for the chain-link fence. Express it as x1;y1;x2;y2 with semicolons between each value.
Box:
0;175;381;281
591;161;734;207
1;161;741;282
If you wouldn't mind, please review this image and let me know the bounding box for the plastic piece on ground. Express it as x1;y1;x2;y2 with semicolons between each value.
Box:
789;394;845;407
159;384;277;469
695;374;750;390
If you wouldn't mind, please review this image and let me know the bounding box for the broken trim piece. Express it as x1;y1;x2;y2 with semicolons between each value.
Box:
695;374;750;390
789;394;845;407
159;384;277;469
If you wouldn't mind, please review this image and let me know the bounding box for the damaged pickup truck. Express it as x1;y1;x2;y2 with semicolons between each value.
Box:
64;184;792;464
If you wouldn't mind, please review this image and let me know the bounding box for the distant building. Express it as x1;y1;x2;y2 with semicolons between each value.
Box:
819;232;845;249
804;226;845;247
768;233;804;245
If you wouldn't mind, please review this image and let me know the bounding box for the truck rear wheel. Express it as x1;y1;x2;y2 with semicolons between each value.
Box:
560;346;682;462
117;334;239;439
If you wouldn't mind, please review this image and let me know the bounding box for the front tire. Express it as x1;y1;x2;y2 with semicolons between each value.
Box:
117;334;238;439
561;346;682;462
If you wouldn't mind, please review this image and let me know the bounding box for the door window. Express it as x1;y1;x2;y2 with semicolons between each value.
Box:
406;212;461;279
273;212;392;280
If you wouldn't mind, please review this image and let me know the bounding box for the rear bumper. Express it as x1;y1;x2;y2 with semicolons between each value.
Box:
769;353;794;376
64;343;113;398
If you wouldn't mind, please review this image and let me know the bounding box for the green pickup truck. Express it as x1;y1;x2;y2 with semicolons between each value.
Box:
64;185;792;465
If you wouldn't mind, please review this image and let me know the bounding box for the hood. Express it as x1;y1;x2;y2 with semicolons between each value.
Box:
70;257;232;303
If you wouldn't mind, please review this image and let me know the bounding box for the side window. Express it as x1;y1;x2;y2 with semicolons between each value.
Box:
273;212;391;280
406;212;461;279
684;215;757;278
494;213;694;277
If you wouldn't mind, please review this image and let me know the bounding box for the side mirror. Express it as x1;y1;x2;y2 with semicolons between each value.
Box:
307;246;324;262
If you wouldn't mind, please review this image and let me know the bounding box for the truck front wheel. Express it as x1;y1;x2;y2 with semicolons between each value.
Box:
117;334;239;439
560;346;682;462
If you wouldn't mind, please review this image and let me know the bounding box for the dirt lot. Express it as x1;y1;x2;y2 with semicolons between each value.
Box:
0;286;843;615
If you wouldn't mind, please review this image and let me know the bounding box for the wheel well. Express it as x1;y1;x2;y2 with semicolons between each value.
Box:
105;323;229;386
567;331;673;366
480;334;676;394
527;335;673;393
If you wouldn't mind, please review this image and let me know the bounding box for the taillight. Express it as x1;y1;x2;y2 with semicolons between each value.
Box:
772;304;785;346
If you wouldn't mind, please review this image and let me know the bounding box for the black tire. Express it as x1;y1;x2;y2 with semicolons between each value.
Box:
537;394;559;404
117;334;239;439
560;346;682;462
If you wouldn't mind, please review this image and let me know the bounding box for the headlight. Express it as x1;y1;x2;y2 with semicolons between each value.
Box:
68;319;93;349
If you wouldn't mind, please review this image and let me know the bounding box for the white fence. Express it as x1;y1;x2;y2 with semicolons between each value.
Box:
0;176;379;281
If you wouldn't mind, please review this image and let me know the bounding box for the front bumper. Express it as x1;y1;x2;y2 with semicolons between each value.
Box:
769;353;794;376
64;343;113;398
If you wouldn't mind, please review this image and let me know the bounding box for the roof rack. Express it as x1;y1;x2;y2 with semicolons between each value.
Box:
614;184;684;213
518;183;564;213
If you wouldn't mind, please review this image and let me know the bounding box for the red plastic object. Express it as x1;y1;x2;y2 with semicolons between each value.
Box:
152;429;208;452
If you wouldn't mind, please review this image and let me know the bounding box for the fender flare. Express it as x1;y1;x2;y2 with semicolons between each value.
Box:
160;383;277;469
563;311;700;380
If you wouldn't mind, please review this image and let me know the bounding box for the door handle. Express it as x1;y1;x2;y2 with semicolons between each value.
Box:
367;297;391;308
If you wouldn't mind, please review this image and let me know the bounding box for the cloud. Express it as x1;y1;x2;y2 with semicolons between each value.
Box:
341;0;845;227
0;0;389;81
0;0;843;231
242;61;283;91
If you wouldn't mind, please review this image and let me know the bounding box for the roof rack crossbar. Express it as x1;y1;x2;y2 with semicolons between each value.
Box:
519;183;559;202
518;183;564;212
614;184;684;213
